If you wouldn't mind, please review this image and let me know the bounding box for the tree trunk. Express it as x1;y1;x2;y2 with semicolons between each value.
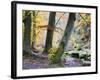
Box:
31;11;36;48
23;11;31;53
44;12;56;53
23;11;48;58
54;13;76;63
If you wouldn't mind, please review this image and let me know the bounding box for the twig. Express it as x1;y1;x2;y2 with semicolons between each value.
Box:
55;12;66;25
35;11;40;16
79;14;88;26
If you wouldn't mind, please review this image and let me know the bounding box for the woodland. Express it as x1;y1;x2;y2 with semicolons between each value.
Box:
22;10;91;69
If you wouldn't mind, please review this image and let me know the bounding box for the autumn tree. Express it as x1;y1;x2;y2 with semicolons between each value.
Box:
71;13;91;50
50;13;76;63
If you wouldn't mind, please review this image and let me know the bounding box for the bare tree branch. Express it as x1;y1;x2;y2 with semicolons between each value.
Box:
79;14;88;25
55;12;66;25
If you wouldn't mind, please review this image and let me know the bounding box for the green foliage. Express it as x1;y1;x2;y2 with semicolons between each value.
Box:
80;54;91;61
63;51;69;55
48;47;57;64
48;47;57;54
48;42;65;64
70;13;91;51
74;43;81;50
54;43;64;63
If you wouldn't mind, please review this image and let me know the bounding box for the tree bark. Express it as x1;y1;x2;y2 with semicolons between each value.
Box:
23;11;48;58
31;11;36;48
23;11;31;53
44;12;56;53
54;13;76;63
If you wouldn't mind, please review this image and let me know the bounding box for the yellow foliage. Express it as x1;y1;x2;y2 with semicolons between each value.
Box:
79;13;91;27
34;11;49;46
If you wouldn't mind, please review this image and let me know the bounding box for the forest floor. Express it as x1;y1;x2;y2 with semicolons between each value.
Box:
23;52;90;69
23;54;61;69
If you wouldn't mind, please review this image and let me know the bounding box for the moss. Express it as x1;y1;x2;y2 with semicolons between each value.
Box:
48;47;57;64
48;42;65;64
